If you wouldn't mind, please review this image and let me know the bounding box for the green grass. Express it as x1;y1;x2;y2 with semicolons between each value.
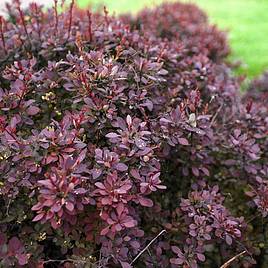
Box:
77;0;268;78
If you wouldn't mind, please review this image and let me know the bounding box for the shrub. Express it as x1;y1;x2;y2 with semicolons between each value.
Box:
121;2;230;63
0;1;267;267
244;71;268;103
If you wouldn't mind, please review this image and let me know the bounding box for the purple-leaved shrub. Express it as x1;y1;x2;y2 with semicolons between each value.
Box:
0;1;267;267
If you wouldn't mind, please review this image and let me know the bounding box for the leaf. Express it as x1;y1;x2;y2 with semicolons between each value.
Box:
65;201;74;212
126;115;132;127
16;254;28;266
225;235;232;245
135;138;146;149
171;246;182;255
106;132;119;139
170;258;184;265
130;169;141;180
92;168;102;180
95;182;105;189
8;237;22;252
124;219;136;228
197;253;206;262
139;197;153;207
120;261;132;268
116;203;124;216
192;167;200;177
51;202;62;213
32;213;44;222
0;233;6;245
26;106;40;116
189;113;197;127
74;188;87;194
116;163;128;171
100;226;110;236
17;254;28;265
178;137;189;146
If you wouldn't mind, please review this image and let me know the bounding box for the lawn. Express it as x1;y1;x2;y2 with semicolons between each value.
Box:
77;0;268;78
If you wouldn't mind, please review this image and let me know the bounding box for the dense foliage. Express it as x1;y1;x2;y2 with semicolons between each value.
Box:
121;2;230;63
0;1;267;267
245;71;268;103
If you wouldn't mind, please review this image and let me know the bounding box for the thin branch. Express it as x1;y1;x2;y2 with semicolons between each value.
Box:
43;258;87;264
87;10;92;42
130;229;166;265
53;0;59;35
210;103;223;127
67;0;75;39
0;16;6;52
220;250;247;268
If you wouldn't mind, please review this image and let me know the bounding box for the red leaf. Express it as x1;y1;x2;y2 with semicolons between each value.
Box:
124;219;136;228
139;197;153;207
100;226;110;236
65;201;74;212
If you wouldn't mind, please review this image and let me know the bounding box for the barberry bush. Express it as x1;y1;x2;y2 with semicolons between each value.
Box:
0;1;267;267
121;2;230;63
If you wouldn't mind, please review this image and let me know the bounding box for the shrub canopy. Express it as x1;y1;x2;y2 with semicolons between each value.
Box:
0;1;267;267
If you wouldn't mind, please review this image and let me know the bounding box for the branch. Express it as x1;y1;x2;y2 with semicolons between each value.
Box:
130;229;166;265
220;250;247;268
43;258;87;264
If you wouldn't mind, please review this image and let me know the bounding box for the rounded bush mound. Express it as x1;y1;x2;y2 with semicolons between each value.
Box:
121;2;230;63
244;71;268;103
0;1;267;267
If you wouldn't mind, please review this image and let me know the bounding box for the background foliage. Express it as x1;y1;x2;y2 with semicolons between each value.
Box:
78;0;268;78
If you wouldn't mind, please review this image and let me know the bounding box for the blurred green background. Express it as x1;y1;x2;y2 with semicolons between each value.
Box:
77;0;268;78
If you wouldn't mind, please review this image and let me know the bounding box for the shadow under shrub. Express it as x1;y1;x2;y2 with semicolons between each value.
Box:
0;1;267;267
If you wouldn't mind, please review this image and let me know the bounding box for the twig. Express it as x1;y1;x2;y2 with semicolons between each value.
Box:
210;103;223;127
87;10;92;42
43;258;87;264
67;0;75;39
0;16;6;52
53;0;59;35
220;250;247;268
130;229;166;265
6;199;11;216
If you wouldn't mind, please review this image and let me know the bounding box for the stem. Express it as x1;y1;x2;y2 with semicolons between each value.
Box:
87;10;92;42
15;0;29;39
130;230;166;265
43;258;87;264
103;6;109;26
67;0;75;39
220;251;246;268
54;0;59;35
0;16;6;52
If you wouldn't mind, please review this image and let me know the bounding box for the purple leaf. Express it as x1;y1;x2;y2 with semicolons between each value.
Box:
178;137;189;146
26;106;40;116
197;253;206;262
32;213;44;222
106;132;119;139
120;261;132;268
116;163;128;171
